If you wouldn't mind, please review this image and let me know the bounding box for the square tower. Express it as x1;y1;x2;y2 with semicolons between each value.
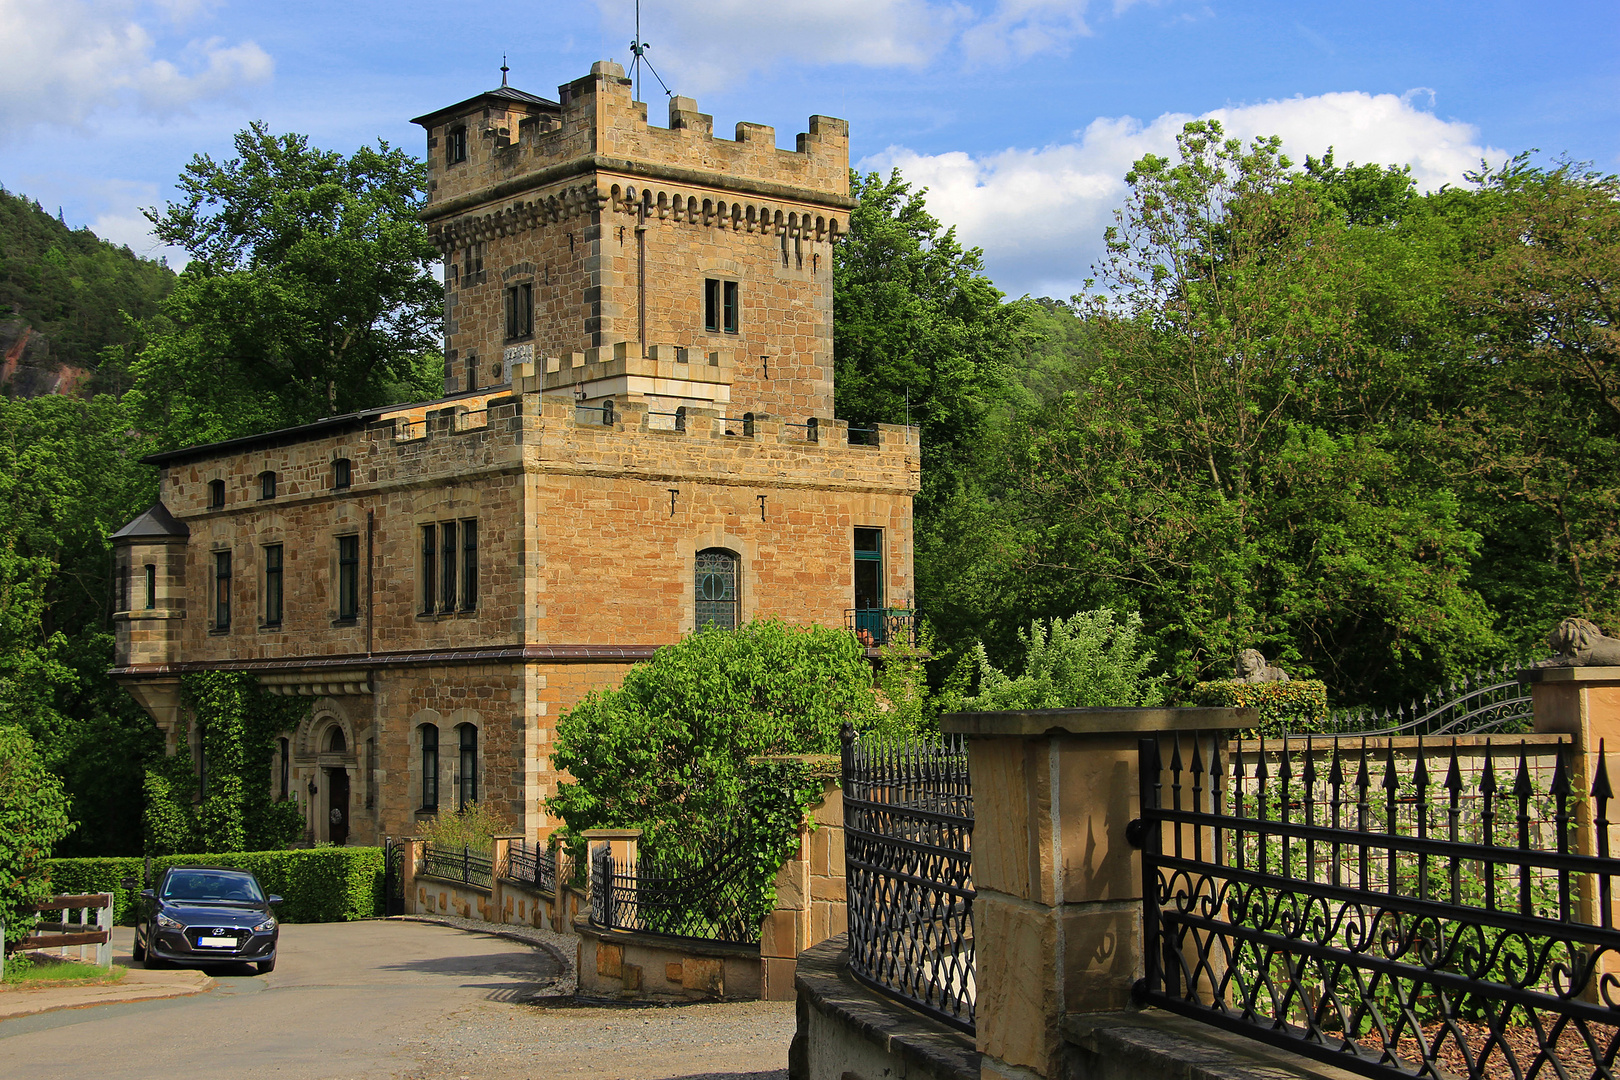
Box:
411;60;852;425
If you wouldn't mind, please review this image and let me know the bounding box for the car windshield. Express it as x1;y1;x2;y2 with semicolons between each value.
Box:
160;871;264;903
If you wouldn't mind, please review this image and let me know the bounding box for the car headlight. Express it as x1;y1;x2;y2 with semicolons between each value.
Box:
252;917;276;933
156;912;183;930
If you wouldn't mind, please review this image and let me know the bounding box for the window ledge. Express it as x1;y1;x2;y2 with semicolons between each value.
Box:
208;627;231;636
331;617;359;628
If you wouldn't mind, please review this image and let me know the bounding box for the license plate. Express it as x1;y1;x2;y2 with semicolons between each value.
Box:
198;936;237;948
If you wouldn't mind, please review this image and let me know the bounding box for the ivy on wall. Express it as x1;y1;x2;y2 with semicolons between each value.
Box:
142;672;307;855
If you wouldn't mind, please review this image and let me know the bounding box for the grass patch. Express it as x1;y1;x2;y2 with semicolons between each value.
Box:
1;953;127;988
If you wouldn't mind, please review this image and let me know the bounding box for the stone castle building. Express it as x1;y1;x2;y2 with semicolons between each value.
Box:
110;60;918;847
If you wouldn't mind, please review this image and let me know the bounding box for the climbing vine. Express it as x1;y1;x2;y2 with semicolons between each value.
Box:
142;672;306;855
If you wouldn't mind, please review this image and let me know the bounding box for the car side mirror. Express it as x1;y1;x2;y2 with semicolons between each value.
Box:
139;889;156;900
267;895;283;906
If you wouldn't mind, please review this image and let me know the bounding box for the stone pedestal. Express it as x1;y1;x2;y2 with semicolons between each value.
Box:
941;707;1253;1080
1528;667;1620;944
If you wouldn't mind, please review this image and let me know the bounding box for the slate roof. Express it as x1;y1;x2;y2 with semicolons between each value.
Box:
410;86;560;127
111;502;190;542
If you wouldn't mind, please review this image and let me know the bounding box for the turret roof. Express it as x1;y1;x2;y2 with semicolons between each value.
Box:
111;502;190;542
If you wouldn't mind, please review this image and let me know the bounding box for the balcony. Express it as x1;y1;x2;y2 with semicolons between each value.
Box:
845;608;917;649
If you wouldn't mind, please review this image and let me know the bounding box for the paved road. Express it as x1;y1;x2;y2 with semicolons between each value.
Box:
0;921;795;1080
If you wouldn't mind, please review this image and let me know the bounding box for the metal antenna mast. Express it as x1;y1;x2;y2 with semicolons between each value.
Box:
628;0;673;104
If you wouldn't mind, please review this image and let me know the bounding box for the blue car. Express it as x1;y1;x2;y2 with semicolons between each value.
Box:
134;866;281;974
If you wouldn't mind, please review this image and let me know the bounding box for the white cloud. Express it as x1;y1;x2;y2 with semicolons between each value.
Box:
960;0;1093;63
0;0;271;138
594;0;959;96
591;0;1127;94
861;91;1510;300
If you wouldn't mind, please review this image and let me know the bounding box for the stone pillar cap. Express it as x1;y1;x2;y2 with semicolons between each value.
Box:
1522;666;1620;683
941;706;1255;737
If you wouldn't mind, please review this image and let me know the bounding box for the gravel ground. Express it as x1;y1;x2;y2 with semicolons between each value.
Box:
390;916;795;1080
398;997;798;1080
394;914;578;996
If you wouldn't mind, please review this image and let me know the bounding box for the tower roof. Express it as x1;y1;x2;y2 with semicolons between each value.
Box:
111;502;190;542
410;86;559;128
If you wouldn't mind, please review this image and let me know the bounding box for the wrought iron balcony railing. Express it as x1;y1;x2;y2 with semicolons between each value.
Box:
845;608;916;648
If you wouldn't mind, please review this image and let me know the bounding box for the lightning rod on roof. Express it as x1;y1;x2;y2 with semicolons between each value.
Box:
628;0;673;104
500;54;509;87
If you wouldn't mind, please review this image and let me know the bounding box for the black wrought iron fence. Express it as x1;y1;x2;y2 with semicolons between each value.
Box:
1133;730;1620;1080
419;843;493;890
1330;663;1536;737
589;838;761;944
502;840;557;894
841;723;976;1034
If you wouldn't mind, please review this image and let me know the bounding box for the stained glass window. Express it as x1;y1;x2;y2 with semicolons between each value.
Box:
695;548;739;630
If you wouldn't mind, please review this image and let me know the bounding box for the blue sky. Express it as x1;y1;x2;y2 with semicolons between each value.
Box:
2;0;1615;299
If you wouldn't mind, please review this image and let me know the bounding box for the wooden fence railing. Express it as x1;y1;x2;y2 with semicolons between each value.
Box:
1;893;114;976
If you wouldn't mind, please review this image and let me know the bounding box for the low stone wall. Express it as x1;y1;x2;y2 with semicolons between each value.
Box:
575;916;763;1001
791;934;978;1080
1062;1011;1364;1080
402;773;846;1003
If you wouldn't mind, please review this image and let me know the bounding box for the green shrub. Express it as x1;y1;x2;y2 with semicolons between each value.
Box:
962;610;1166;711
44;848;383;925
416;802;512;855
0;725;74;946
1187;679;1329;736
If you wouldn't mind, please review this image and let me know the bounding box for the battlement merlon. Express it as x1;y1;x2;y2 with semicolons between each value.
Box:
414;59;851;222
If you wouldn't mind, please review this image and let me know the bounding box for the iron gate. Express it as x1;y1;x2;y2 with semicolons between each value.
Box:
382;837;405;916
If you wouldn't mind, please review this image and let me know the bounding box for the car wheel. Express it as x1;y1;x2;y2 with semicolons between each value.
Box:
132;933;146;961
257;958;275;975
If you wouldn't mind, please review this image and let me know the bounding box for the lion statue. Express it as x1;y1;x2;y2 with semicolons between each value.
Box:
1543;618;1620;667
1236;649;1290;684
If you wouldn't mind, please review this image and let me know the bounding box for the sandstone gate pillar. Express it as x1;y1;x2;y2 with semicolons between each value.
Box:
941;706;1252;1080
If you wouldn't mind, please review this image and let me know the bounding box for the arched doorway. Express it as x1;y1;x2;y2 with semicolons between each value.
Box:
325;726;350;846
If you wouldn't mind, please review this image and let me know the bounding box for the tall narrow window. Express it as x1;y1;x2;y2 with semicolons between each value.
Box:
332;458;351;490
337;535;359;621
144;564;157;609
259;471;277;500
420;525;437;615
208;479;225;509
722;280;740;333
116;563;130;613
695;548;740;630
457;724;478;808
460;519;478;611
439;522;458;613
446;125;467;165
420;724;439;811
214;550;232;630
463;241;483;280
264;544;283;627
504;283;533;339
704;278;722;332
366;736;376;810
278;736;290;801
854;528;883;612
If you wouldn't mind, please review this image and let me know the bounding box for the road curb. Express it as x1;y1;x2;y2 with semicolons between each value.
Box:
389;915;574;995
0;970;214;1022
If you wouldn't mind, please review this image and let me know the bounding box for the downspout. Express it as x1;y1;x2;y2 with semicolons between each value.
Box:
636;197;648;352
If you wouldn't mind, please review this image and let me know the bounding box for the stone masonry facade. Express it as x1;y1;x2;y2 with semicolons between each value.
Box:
110;61;917;849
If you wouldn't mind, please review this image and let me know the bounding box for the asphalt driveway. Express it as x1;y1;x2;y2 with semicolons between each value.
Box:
0;920;795;1080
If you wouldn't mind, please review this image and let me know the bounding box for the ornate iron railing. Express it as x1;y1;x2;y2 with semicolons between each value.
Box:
589;839;761;945
845;608;917;649
502;840;557;894
418;843;493;890
1133;730;1620;1080
1331;663;1536;737
842;724;976;1034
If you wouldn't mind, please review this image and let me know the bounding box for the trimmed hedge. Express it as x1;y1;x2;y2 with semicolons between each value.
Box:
44;848;384;926
1188;679;1330;736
